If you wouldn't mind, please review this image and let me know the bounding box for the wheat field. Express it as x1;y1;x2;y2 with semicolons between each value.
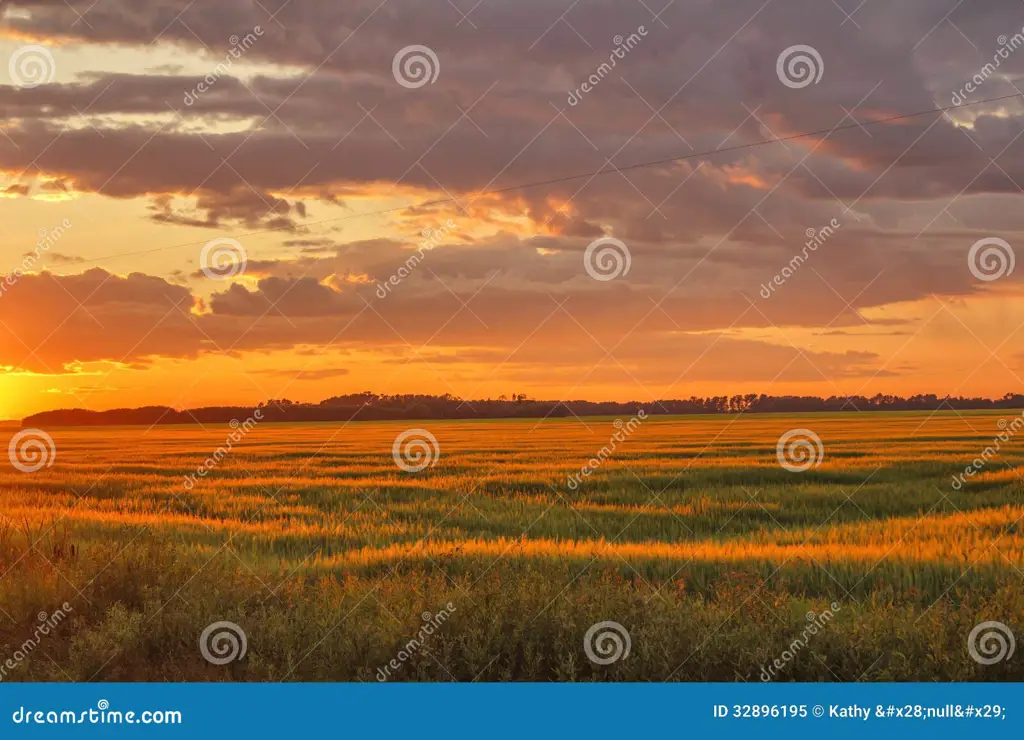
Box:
1;411;1022;681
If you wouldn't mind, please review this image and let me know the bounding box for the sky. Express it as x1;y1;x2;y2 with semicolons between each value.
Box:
0;0;1023;419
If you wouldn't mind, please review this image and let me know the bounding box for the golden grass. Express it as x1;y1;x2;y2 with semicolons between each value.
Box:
2;410;1021;574
2;411;1023;681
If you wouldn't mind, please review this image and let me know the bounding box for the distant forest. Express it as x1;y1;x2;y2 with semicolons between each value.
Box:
21;391;1024;427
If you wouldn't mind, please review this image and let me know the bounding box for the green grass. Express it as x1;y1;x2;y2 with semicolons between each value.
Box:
0;411;1021;681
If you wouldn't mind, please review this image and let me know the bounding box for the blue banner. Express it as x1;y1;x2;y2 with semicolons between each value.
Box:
0;684;1020;738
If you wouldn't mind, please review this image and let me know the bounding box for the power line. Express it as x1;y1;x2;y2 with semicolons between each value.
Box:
67;92;1021;268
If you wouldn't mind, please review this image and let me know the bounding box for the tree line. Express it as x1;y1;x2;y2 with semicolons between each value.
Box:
21;391;1024;427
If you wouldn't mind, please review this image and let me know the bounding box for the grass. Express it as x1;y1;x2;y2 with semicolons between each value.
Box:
0;411;1021;681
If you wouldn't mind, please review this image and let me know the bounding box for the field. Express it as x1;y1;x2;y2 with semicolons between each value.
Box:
1;411;1022;681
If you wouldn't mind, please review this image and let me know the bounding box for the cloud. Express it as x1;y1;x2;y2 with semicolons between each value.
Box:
150;188;307;231
252;366;350;380
33;251;84;264
1;0;1023;402
0;263;906;386
2;0;1023;235
0;268;202;373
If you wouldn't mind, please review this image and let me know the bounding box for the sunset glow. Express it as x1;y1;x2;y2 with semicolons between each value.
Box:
2;2;1022;420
